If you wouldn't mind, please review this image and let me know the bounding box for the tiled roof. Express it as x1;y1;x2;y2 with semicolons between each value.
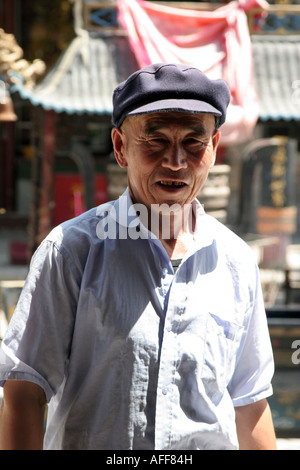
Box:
252;35;300;121
13;33;300;122
12;34;139;116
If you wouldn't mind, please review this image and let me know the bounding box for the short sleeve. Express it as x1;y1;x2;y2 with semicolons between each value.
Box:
0;236;79;402
228;265;274;407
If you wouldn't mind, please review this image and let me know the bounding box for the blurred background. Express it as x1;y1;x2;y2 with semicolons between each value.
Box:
0;0;300;448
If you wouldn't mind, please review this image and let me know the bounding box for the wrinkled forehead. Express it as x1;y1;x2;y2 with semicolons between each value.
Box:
123;111;216;134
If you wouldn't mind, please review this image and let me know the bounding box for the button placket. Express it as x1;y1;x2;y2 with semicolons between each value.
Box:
155;277;187;449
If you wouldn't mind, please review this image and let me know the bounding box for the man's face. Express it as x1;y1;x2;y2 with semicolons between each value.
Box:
111;112;220;210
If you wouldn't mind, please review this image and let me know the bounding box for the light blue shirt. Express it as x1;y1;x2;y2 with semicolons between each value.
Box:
0;189;274;450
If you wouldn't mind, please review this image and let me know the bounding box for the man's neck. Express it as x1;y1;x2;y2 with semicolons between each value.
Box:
149;204;195;259
160;232;194;260
128;192;195;259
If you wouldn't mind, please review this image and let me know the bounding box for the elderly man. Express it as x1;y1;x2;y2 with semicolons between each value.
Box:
0;63;276;450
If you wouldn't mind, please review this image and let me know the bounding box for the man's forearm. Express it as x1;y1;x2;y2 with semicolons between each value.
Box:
235;398;277;450
0;381;46;450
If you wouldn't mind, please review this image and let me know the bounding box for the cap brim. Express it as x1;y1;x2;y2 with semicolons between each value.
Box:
127;98;222;118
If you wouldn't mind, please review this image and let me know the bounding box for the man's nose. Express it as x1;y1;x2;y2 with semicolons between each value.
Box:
161;145;188;170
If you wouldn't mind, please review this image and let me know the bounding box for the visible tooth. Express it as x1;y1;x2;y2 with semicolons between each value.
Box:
160;181;184;186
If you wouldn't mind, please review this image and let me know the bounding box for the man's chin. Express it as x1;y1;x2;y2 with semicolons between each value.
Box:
150;198;192;216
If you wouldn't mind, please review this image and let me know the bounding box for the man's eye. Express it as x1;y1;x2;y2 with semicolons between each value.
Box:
185;139;206;147
150;138;166;145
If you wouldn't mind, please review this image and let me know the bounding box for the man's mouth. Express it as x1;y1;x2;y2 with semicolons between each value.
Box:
158;180;186;188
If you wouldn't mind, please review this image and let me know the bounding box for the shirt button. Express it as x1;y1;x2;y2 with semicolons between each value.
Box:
162;387;168;395
166;325;172;332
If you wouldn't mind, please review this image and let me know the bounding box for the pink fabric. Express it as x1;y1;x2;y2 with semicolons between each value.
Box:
117;0;268;145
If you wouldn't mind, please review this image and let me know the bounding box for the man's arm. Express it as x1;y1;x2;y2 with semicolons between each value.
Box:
0;380;47;450
235;398;277;450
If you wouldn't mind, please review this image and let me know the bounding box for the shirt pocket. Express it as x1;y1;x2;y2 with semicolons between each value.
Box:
201;312;244;398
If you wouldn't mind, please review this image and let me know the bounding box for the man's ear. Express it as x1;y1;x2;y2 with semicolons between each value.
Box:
209;131;221;168
111;127;128;168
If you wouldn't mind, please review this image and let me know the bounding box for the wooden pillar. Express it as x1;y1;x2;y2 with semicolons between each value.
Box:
4;122;15;211
0;123;13;211
37;110;57;243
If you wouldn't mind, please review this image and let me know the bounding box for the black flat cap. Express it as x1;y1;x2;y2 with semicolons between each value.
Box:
112;63;230;128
